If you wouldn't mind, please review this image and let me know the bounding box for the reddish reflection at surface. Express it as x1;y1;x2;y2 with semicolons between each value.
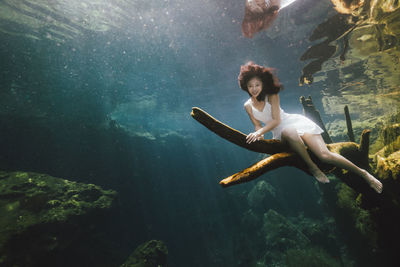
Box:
242;0;281;38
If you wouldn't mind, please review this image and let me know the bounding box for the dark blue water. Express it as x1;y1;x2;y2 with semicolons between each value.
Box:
1;0;399;266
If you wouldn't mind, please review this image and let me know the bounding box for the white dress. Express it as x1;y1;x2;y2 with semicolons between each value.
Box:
245;98;324;140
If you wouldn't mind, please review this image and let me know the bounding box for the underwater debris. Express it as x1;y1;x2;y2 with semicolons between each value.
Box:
344;105;355;142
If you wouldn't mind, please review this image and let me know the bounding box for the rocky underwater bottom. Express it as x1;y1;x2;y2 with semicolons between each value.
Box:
0;171;168;267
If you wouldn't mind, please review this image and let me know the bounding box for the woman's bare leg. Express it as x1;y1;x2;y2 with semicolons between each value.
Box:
281;128;330;183
301;133;383;193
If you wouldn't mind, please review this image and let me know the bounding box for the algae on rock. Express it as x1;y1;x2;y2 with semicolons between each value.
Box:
0;170;117;266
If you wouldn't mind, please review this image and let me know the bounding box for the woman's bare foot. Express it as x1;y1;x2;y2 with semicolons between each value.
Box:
310;167;330;183
362;170;383;193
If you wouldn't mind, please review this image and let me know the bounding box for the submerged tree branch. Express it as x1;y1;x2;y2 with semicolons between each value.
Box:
219;152;307;187
191;106;371;190
191;107;289;154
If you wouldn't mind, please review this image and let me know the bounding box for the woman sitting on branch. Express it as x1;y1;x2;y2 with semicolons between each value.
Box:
239;61;383;193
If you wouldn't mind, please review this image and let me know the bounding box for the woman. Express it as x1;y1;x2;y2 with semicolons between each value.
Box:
239;62;383;193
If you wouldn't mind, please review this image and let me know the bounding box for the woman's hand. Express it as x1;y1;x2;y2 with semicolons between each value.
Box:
246;130;264;143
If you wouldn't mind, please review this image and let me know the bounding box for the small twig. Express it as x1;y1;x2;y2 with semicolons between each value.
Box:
344;105;355;142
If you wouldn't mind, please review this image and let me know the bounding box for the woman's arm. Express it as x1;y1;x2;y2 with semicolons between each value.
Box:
246;94;281;143
244;102;263;130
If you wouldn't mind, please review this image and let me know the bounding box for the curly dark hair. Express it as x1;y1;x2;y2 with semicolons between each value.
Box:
238;61;283;101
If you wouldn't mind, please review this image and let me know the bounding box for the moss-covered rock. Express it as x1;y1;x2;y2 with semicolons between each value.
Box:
0;170;117;266
372;121;400;207
120;240;168;267
375;150;400;181
372;122;400;156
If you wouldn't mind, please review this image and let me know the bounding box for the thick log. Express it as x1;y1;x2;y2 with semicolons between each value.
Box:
219;136;369;188
191;107;289;154
191;107;371;190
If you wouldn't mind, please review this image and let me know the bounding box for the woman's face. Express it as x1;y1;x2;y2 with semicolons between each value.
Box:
247;77;263;98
